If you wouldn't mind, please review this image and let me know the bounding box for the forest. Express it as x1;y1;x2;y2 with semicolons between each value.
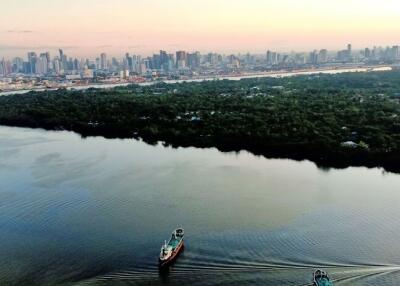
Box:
1;70;400;172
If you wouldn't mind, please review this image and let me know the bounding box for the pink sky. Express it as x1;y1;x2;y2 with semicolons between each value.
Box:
1;0;400;58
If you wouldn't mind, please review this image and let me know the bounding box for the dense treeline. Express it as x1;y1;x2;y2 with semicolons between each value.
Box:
1;70;400;172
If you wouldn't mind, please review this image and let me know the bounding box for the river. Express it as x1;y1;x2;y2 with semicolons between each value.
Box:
0;66;392;96
1;126;400;285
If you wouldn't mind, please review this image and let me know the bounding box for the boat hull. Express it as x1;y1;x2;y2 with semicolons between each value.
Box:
159;240;184;267
313;270;333;286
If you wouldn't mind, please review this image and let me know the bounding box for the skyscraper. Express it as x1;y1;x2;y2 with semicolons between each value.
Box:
187;52;201;69
364;48;371;59
308;50;318;64
266;50;272;64
347;44;352;60
159;50;169;70
53;58;61;75
12;57;24;73
45;52;52;71
266;51;278;65
36;53;49;75
392;46;399;60
27;52;37;74
125;53;133;71
59;49;67;71
176;51;187;69
319;49;328;63
0;58;5;77
100;53;108;70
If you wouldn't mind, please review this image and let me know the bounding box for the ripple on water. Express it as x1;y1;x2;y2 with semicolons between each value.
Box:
2;126;400;286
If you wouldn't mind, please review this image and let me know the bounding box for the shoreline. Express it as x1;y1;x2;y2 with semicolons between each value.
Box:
0;65;392;96
1;122;399;174
1;69;399;174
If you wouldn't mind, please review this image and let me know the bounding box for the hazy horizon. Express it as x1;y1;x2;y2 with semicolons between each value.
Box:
1;0;400;58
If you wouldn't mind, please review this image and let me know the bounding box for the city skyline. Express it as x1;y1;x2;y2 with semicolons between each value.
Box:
1;43;399;61
1;43;399;80
1;0;400;58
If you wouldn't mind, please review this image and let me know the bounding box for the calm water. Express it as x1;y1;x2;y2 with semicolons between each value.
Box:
1;126;400;286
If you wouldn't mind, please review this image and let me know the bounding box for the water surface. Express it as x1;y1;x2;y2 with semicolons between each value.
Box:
0;126;400;285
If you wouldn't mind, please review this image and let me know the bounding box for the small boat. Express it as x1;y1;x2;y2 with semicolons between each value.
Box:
159;228;184;267
313;269;333;286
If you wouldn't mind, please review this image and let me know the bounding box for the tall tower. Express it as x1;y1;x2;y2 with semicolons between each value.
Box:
100;53;108;70
319;49;328;63
27;52;37;74
266;50;272;64
176;51;187;68
347;44;352;56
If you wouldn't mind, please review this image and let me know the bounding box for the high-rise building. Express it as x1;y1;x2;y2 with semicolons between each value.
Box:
0;58;5;77
206;53;219;66
159;50;169;70
308;50;318;64
12;57;24;73
110;57;120;72
95;58;100;70
125;53;133;71
167;54;175;71
27;52;37;74
53;58;61;75
0;58;12;77
347;44;352;60
364;48;371;59
294;53;306;64
176;51;187;68
336;44;353;62
266;50;272;64
140;58;149;75
100;53;108;70
318;49;328;63
59;49;67;71
266;51;278;65
187;52;200;69
392;46;399;60
36;53;49;75
45;52;52;71
266;50;276;65
228;55;240;68
151;54;161;70
66;58;74;72
73;58;80;71
132;55;140;73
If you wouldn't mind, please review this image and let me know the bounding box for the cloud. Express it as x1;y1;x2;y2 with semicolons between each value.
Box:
127;45;146;49
5;30;35;34
0;45;79;51
167;43;183;48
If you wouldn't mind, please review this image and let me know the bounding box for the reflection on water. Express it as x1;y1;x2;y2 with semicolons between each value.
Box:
0;126;400;285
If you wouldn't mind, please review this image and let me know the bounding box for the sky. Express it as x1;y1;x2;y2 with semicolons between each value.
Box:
1;0;400;58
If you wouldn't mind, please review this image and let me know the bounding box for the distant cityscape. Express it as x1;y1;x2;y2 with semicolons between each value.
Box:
0;44;399;92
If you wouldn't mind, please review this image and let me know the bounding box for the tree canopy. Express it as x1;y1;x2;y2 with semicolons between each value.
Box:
1;70;400;172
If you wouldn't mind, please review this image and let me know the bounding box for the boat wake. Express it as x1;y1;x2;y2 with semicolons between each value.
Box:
77;260;400;286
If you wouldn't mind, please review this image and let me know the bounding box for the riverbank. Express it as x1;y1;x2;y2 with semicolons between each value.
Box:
0;65;392;97
1;70;399;173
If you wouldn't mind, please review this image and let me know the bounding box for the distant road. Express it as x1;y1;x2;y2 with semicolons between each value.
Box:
0;65;392;96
